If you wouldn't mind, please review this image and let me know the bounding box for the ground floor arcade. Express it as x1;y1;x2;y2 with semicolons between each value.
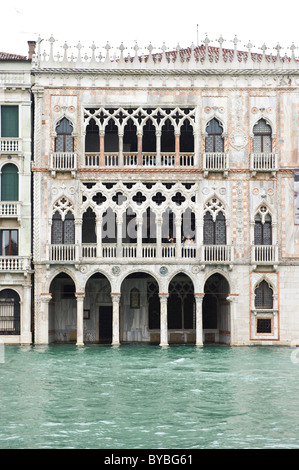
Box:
34;266;235;346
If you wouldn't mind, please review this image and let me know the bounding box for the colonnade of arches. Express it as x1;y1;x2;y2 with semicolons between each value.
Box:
44;270;236;346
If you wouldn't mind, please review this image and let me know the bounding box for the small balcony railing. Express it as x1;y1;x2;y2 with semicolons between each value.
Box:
47;244;79;262
0;256;30;271
0;201;21;218
252;245;278;265
203;153;229;176
250;153;278;174
0;138;21;153
50;152;77;176
201;245;233;264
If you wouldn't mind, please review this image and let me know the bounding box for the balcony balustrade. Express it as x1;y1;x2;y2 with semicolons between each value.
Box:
47;244;79;263
0;201;21;219
251;244;278;268
201;245;233;264
250;153;278;175
83;152;195;168
0;256;30;272
203;152;229;176
50;152;77;177
0;138;21;153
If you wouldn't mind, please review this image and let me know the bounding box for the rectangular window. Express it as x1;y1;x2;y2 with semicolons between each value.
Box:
1;106;19;137
257;318;272;334
0;230;18;255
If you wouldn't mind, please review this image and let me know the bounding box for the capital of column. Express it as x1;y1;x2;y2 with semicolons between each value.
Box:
194;293;205;303
226;294;239;303
159;293;169;302
75;292;85;300
111;293;121;302
40;293;52;303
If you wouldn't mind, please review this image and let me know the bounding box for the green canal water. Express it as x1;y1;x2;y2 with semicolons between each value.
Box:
0;344;299;449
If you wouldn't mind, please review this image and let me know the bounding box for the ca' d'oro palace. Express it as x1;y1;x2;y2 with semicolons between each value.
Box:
1;35;299;347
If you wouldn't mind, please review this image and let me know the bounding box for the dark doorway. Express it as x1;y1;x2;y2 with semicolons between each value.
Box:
203;273;230;344
99;306;112;342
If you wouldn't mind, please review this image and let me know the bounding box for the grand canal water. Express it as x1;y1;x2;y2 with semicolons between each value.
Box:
0;343;299;449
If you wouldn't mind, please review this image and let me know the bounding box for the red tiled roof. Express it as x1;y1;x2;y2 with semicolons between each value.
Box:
0;52;27;61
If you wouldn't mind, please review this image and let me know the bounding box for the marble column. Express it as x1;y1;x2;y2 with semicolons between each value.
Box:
111;293;121;346
159;293;169;346
118;132;124;167
96;216;102;258
37;293;52;344
136;218;143;258
75;293;85;346
156;131;161;166
20;283;32;344
194;293;205;346
116;217;123;258
227;294;239;345
100;131;105;166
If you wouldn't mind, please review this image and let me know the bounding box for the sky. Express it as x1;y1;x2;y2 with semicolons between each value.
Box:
1;0;298;58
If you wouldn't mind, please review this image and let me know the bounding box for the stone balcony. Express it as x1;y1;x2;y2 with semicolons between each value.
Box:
202;152;229;177
0;138;22;154
0;201;21;221
50;152;77;177
251;244;279;270
45;242;235;266
250;153;278;176
0;256;31;273
84;152;195;168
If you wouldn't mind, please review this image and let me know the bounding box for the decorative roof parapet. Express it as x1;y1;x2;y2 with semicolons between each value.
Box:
31;35;299;73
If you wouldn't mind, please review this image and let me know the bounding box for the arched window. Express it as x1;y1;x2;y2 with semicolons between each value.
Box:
85;117;99;152
180;119;194;152
123;118;137;152
255;280;273;309
253;119;272;153
55;118;74;152
203;198;226;245
161;119;175;152
254;207;272;245
1;163;18;201
104;119;119;152
51;211;75;244
0;289;20;335
82;208;96;243
205;118;224;152
142;119;156;152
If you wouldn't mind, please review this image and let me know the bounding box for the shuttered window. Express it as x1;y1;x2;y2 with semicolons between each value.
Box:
51;211;75;244
253;119;272;153
55;118;74;152
254;213;272;245
1;106;19;137
255;280;273;309
205;118;224;152
1;163;18;201
203;212;226;245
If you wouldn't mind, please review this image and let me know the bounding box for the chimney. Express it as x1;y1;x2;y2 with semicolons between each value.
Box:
27;41;36;60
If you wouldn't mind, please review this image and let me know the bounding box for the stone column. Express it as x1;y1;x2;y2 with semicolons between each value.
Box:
137;132;143;166
159;293;169;346
175;133;180;166
156;131;161;166
96;216;102;258
175;216;182;258
156;217;162;259
118;132;124;167
111;293;121;346
194;293;204;346
37;293;52;344
100;131;105;166
136;217;143;258
75;293;85;346
20;283;32;344
227;294;239;345
116;216;123;258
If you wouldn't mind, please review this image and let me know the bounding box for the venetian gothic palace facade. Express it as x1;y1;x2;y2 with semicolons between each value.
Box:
1;36;299;346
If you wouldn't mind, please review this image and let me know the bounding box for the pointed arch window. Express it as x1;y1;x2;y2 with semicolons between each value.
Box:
255;280;273;309
205;118;224;152
203;199;226;245
82;208;97;243
55;118;74;152
51;198;75;244
254;207;272;245
1;163;18;201
253;119;272;153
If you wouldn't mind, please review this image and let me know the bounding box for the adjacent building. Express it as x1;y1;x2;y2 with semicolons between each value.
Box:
2;36;299;346
0;48;33;344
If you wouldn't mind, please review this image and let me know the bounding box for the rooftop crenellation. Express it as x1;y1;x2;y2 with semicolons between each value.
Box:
32;34;299;72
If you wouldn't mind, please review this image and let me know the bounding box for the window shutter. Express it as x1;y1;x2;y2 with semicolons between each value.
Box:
1;106;19;137
1;164;18;201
